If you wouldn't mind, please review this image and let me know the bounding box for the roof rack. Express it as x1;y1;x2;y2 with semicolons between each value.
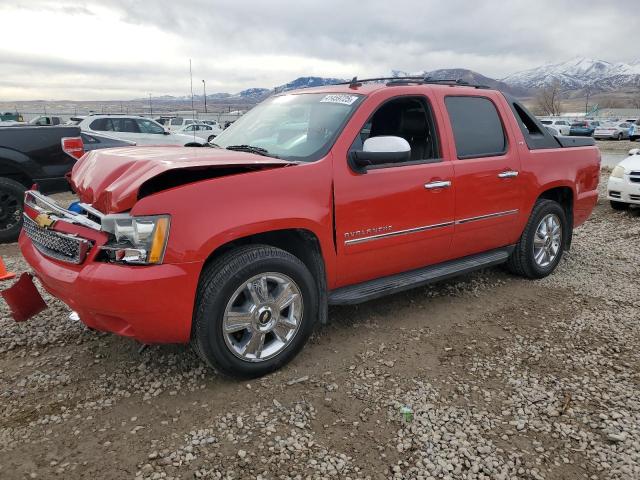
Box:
334;76;491;90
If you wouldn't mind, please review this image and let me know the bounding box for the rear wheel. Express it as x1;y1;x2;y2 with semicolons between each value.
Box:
207;135;217;143
617;132;623;141
192;245;318;378
506;199;568;279
610;200;630;211
0;177;26;243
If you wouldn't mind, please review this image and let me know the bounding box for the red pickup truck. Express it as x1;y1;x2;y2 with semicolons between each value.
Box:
18;78;600;378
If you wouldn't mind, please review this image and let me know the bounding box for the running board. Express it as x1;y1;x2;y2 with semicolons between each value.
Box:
328;246;514;305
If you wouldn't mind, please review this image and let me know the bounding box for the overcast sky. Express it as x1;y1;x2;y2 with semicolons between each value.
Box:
0;0;636;101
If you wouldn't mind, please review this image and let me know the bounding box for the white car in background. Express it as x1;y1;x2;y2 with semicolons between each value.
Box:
167;117;201;131
607;148;640;210
78;115;206;146
594;122;632;140
540;118;571;135
178;123;223;142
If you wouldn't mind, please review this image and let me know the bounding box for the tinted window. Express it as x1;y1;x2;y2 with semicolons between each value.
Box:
171;117;183;126
110;118;140;133
90;118;110;131
445;96;506;159
137;119;164;134
350;96;440;164
541;120;552;125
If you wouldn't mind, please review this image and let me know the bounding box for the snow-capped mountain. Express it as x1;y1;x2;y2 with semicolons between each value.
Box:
502;57;640;91
274;76;345;93
391;68;528;96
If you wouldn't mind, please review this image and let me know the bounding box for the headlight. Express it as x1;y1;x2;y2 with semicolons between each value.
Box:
99;214;170;264
610;165;626;179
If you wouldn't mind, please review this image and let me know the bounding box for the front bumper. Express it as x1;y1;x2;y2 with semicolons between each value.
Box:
19;196;203;344
607;176;640;205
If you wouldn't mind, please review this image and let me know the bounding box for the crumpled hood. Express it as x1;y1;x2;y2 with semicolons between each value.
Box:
70;146;294;213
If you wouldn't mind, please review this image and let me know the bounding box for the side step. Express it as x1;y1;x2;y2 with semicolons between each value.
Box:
328;246;514;305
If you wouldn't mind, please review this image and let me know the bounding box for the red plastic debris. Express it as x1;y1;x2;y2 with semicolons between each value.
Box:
1;273;47;322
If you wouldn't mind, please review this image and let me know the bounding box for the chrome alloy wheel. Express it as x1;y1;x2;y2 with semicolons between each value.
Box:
533;213;562;268
222;273;303;362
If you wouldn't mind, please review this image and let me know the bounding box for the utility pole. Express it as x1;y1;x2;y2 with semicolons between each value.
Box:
149;93;153;115
585;87;591;115
202;79;207;113
189;59;195;114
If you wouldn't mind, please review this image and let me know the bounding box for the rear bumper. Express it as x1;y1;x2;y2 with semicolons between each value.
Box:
19;232;203;344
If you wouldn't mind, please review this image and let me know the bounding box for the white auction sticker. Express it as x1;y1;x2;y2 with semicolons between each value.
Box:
320;94;359;105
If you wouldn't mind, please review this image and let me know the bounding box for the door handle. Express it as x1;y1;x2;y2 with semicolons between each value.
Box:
498;170;519;178
424;180;452;189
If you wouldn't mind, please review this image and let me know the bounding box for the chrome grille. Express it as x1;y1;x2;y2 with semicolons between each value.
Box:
23;215;93;264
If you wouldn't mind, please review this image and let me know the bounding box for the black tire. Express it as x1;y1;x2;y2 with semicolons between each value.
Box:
610;200;630;211
617;133;623;141
207;135;216;143
0;177;26;243
192;245;318;379
506;199;568;279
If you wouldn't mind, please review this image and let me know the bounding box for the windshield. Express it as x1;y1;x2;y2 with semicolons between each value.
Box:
212;93;363;161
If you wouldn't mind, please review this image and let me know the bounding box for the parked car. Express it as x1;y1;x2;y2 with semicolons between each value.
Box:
167;117;201;131
569;121;599;137
0;125;83;242
201;120;222;129
594;122;631;140
607;148;640;210
18;80;600;378
66;116;86;125
540;119;571;135
0;111;24;122
81;131;136;151
178;123;223;142
544;126;560;136
29;115;63;126
77;115;206;146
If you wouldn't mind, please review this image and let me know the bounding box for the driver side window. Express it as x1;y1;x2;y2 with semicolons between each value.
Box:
352;96;440;163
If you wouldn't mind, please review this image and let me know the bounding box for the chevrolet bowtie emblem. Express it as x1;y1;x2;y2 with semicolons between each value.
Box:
34;213;56;229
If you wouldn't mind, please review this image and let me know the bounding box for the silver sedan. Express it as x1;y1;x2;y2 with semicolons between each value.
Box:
594;122;632;140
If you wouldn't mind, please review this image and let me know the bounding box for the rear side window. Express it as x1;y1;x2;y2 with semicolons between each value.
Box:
445;96;506;159
90;118;110;131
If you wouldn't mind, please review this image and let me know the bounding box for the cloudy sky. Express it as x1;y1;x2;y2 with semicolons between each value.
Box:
0;0;636;100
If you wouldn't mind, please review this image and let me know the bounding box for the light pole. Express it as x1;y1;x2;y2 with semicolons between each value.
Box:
202;80;207;113
148;93;153;115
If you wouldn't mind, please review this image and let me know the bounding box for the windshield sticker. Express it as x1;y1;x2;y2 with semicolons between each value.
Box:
320;94;359;105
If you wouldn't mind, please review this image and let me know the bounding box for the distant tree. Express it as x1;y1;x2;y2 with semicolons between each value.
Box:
535;81;563;116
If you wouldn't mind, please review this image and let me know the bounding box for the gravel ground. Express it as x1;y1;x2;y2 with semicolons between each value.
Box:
1;171;639;479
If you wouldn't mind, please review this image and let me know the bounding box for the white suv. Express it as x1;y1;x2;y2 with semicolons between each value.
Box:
540;119;571;136
78;115;206;146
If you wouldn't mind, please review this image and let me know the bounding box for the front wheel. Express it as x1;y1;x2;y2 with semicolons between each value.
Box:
506;199;568;279
617;133;623;141
192;245;318;378
0;177;26;243
207;135;217;143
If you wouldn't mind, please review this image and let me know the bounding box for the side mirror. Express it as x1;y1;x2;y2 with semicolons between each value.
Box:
629;148;640;156
350;136;411;173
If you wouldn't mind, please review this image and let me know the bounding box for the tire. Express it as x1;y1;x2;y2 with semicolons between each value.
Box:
610;200;630;211
0;177;26;243
192;245;318;378
207;135;216;143
506;199;568;279
617;133;623;141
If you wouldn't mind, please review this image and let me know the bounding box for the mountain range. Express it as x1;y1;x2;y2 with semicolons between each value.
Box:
144;58;640;104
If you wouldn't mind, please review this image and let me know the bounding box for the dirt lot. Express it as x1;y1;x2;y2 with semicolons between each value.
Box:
1;171;639;480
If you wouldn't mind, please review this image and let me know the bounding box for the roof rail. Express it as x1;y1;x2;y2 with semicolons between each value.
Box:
332;76;491;90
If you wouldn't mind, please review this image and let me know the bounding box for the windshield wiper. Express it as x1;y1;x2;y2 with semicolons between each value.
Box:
225;144;279;158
